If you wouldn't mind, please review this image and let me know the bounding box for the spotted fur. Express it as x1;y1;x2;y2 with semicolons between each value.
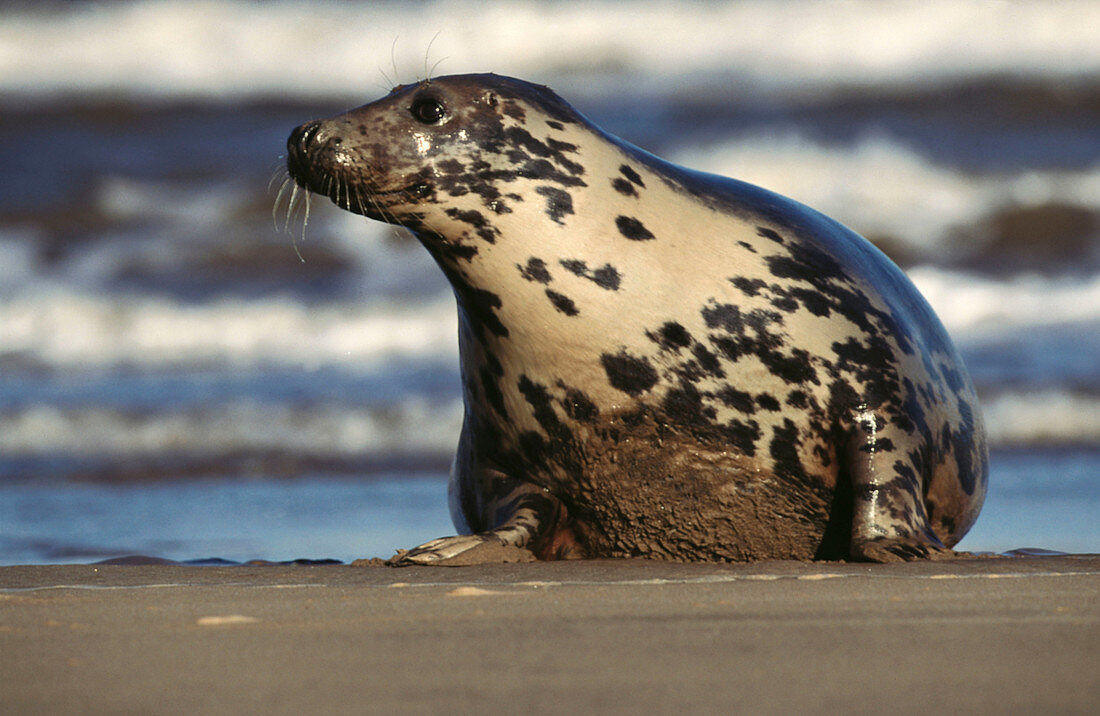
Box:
286;73;988;564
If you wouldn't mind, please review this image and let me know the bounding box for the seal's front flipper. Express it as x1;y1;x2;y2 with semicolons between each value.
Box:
387;534;536;566
387;479;582;566
850;536;965;563
845;410;966;563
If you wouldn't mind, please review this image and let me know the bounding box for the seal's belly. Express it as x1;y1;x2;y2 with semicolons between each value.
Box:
550;420;836;561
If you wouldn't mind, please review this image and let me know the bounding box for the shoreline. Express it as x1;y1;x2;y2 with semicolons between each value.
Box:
3;555;1098;713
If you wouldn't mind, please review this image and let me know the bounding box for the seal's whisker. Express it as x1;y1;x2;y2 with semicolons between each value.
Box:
373;36;401;92
365;188;389;223
427;56;450;83
423;31;444;82
284;184;302;232
268;164;290;194
337;177;348;211
353;185;367;217
291;191;309;264
376;71;395;95
271;177;293;231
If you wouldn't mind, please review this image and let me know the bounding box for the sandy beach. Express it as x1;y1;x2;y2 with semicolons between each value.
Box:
2;555;1097;714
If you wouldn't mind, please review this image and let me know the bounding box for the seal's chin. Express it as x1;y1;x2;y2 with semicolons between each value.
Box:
317;176;430;223
285;159;426;222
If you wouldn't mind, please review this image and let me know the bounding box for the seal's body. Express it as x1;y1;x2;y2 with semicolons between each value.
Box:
286;73;987;564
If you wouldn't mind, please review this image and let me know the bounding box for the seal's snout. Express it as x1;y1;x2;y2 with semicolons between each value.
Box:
288;120;322;157
286;120;325;188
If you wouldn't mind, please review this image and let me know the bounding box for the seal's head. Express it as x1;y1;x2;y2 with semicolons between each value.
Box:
286;74;590;254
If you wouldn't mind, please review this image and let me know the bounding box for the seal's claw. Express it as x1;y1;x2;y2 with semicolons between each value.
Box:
850;537;967;563
387;534;537;567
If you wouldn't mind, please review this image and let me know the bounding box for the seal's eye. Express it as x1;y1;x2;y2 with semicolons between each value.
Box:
410;96;446;124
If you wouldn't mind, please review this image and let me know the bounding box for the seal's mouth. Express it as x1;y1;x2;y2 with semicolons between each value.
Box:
285;121;430;220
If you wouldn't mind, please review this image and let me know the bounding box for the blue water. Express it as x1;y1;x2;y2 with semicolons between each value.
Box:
2;449;1097;565
0;475;454;565
958;449;1100;555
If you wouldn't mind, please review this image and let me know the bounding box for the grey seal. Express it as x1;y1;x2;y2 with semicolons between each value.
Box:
285;73;988;564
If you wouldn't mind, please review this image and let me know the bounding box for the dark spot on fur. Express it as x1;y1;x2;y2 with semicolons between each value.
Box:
756;393;781;411
591;265;622;291
730;277;767;296
717;386;756;413
615;215;655;241
662;382;715;426
546;120;564;130
547;138;579;154
766;243;846;285
953;399;981;495
701;303;744;333
620;164;645;187
455;285;508;340
832;336;898;407
790;287;832;317
656;322;692;350
559;259;621;291
611;177;637;197
722;419;761;457
760;347;819;386
518;375;572;443
445;208;498;244
770;419;808;484
518;257;551;284
691;343;724;378
746;308;783;333
559;259;586;276
501;100;526;121
438;242;479;262
772;295;799;313
710;336;743;362
601;351;658;396
560;383;600;423
505;126;585;177
480;364;508;419
545;289;579;316
939;362;966;394
536;186;574;225
757;226;785;244
438;158;465;174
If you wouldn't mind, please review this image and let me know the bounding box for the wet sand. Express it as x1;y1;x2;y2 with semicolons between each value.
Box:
2;555;1098;714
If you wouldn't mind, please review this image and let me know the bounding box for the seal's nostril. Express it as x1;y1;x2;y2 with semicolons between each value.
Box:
288;120;322;154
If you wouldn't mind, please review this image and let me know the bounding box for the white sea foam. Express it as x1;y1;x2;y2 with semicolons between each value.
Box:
982;390;1100;447
2;289;458;370
908;268;1100;336
669;134;1100;256
0;399;464;458
1;0;1098;101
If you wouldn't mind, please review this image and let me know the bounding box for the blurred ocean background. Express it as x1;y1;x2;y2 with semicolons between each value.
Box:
2;0;1098;564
